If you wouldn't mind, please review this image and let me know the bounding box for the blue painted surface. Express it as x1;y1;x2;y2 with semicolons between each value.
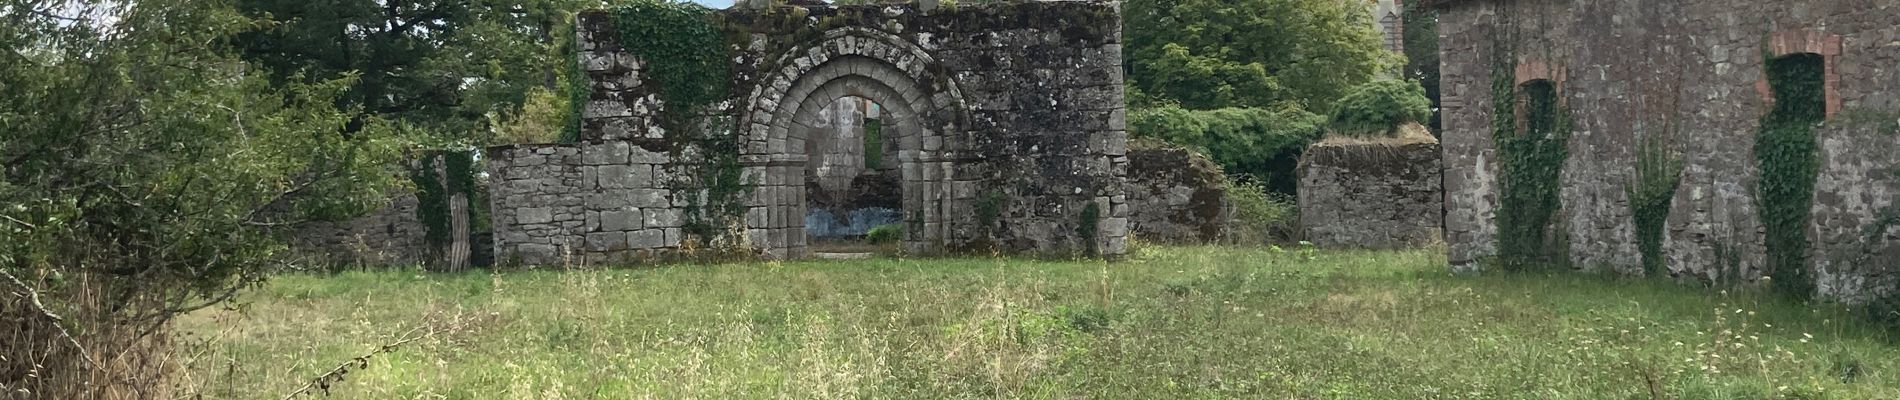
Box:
805;207;902;238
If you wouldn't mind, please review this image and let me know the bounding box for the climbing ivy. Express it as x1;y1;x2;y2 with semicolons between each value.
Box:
610;1;748;246
408;150;481;251
1489;48;1572;270
1756;52;1825;299
1627;133;1683;276
410;152;451;250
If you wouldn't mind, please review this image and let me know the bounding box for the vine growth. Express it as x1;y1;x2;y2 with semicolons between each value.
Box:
1489;51;1572;270
1755;52;1825;298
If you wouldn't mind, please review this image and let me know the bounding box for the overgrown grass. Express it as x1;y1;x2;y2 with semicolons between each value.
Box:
173;247;1900;399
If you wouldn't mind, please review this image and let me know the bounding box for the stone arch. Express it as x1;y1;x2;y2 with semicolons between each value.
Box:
739;28;969;258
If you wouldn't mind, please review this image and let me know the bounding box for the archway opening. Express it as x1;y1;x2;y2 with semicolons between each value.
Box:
799;96;903;257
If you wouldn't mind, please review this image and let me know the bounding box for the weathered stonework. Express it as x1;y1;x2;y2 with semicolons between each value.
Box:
1122;142;1230;243
1432;0;1900;300
488;1;1128;265
286;194;432;266
1297;124;1444;249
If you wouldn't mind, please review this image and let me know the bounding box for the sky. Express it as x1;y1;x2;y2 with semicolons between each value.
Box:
689;0;735;7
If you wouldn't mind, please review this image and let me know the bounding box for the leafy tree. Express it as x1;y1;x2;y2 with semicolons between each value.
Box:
1124;0;1393;111
1402;1;1441;131
1129;105;1325;190
235;0;597;142
1;0;405;394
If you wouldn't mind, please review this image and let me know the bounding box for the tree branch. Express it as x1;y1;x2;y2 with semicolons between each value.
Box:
0;269;103;371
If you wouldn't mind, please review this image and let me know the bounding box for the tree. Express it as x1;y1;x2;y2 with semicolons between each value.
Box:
235;0;598;142
1;0;405;395
1124;0;1393;111
1402;1;1441;131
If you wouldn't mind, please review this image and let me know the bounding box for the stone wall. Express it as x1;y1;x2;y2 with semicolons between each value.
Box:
1434;0;1900;300
1297;124;1443;249
487;1;1127;265
1122;142;1230;244
285;194;433;266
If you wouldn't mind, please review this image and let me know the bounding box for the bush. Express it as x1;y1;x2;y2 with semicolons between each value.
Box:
1329;79;1433;137
867;224;904;244
1224;178;1299;244
1128;105;1325;187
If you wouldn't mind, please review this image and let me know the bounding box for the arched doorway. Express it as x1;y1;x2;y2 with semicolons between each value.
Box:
740;32;966;259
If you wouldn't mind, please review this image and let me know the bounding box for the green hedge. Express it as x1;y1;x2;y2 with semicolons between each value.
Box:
1128;105;1325;186
1329;79;1432;137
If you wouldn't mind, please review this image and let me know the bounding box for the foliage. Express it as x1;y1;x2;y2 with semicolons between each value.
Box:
1123;0;1392;111
1401;1;1442;131
1491;64;1571;270
1627;133;1684;277
1756;53;1826;299
1127;105;1325;189
608;1;746;246
1329;79;1433;138
493;87;572;144
175;248;1900;398
1;0;407;394
236;0;596;142
976;190;1007;230
1223;178;1298;244
866;224;904;245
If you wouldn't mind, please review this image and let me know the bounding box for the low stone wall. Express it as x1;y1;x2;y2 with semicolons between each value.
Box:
1123;143;1230;243
285;194;432;266
1297;124;1443;248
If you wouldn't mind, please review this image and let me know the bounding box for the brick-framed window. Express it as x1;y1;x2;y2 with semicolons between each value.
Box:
1512;60;1566;137
1755;30;1843;118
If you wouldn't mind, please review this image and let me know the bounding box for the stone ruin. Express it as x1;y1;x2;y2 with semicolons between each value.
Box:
1431;0;1900;301
485;1;1130;264
1122;141;1231;244
1296;123;1443;248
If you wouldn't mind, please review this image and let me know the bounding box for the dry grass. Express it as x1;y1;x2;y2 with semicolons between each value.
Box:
170;246;1900;399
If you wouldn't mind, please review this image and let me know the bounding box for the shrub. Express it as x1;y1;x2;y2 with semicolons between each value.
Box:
867;223;904;244
1224;178;1298;244
1128;104;1324;188
1329;79;1433;137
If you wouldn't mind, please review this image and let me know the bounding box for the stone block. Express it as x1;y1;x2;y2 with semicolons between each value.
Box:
600;210;643;232
644;208;683;228
628;229;666;249
518;207;554;225
583;141;630;165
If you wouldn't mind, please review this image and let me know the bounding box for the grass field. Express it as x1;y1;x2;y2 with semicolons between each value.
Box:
173;246;1900;399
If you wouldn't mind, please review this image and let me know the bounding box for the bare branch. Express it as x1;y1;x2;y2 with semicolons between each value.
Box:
0;269;103;371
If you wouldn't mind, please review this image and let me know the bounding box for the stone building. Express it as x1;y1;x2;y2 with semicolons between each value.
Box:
486;1;1129;264
1122;142;1231;244
1429;0;1900;301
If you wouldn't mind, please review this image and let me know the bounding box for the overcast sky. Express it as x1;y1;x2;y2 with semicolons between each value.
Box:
689;0;735;7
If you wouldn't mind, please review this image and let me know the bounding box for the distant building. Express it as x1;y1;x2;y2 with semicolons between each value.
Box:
1367;0;1404;54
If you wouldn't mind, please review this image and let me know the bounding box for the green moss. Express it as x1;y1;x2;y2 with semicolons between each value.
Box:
1756;52;1826;299
1490;49;1571;271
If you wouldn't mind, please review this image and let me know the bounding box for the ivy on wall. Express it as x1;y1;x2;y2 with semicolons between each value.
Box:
1489;51;1572;270
409;150;482;251
1756;52;1826;298
1627;133;1683;276
610;1;748;245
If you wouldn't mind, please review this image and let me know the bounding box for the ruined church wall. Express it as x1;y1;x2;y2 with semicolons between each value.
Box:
1437;0;1900;300
487;1;1127;265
